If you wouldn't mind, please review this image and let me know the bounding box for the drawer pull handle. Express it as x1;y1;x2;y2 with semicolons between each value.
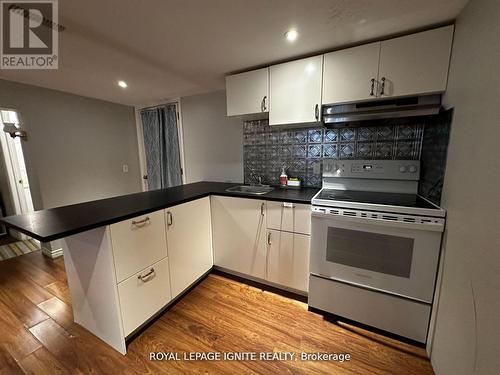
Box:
138;268;155;281
131;217;150;227
282;202;294;208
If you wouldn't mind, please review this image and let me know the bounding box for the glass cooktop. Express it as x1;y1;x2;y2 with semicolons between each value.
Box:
315;189;438;209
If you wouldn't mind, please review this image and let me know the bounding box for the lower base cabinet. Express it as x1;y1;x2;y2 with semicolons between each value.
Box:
211;196;267;279
166;197;213;298
267;230;310;292
63;195;310;355
118;257;172;336
212;196;311;293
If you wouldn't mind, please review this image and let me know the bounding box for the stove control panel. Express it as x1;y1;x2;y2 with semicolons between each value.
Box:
323;160;420;180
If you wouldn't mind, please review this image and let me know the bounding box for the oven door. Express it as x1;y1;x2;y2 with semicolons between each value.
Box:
310;210;443;303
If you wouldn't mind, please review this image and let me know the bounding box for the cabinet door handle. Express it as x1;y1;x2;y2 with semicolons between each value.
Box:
315;104;319;121
131;217;150;227
370;78;375;96
166;211;173;226
260;202;265;216
380;77;386;96
266;232;271;279
261;96;267;112
138;268;155;281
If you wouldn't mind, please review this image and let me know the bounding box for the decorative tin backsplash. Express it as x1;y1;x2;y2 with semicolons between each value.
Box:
418;110;453;205
243;120;425;187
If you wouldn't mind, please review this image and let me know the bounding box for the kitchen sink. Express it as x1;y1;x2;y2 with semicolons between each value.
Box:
225;185;274;195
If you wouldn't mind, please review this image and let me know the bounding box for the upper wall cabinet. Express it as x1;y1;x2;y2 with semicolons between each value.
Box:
323;42;381;105
322;25;454;104
226;26;454;119
226;68;269;116
269;55;323;126
378;25;454;98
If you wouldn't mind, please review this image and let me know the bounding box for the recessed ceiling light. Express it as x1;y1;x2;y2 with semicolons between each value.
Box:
285;29;298;42
118;80;128;88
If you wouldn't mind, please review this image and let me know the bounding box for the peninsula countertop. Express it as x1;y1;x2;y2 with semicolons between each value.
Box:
0;181;319;242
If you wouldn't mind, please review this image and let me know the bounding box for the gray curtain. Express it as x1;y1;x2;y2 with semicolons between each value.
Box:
140;104;182;189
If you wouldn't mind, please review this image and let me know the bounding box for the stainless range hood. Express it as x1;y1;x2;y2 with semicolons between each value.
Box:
322;94;441;126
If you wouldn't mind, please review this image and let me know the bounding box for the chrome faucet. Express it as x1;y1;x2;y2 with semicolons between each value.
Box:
247;168;265;186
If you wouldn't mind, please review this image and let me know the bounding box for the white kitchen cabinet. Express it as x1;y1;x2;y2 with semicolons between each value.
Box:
226;68;269;116
166;197;213;298
118;257;172;336
378;25;454;97
211;196;267;279
269;55;323;125
109;210;168;283
266;201;311;235
322;42;381;104
267;230;310;292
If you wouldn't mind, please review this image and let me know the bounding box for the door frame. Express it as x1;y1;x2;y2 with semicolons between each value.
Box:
135;100;187;191
0;108;34;240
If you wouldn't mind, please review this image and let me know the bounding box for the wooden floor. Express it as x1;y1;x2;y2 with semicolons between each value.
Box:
0;251;434;374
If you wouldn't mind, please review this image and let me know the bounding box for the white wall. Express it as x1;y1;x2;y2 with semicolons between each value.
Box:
0;79;142;209
181;90;243;184
430;0;500;373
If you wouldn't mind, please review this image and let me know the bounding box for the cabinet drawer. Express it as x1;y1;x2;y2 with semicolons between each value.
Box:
118;257;171;336
308;275;430;342
110;210;168;282
266;202;311;235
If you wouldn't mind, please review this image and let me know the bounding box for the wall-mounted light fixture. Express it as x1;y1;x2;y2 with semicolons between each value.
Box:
3;123;27;138
1;110;26;139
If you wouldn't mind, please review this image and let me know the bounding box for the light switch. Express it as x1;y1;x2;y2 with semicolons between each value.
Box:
122;164;129;173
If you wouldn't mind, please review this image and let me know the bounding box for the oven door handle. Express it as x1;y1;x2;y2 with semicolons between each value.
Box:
311;211;444;232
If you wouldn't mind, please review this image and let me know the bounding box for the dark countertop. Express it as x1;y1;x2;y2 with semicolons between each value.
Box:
0;181;319;242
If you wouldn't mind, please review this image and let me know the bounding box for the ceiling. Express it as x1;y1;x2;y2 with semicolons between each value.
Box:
0;0;469;107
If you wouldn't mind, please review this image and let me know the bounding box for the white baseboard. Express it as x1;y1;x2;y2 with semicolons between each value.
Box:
41;245;63;259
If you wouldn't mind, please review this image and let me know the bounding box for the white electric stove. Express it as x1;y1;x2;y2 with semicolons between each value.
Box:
308;159;446;343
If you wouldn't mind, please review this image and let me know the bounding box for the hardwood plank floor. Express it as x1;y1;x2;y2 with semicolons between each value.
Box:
0;250;434;374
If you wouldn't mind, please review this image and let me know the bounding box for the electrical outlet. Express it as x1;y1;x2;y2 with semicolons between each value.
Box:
122;164;129;173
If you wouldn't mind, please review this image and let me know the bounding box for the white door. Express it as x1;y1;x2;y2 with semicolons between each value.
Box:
378;25;454;98
3;135;34;214
322;42;381;104
166;197;213;298
269;55;323;125
267;230;310;292
211;196;267;279
226;68;269;116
